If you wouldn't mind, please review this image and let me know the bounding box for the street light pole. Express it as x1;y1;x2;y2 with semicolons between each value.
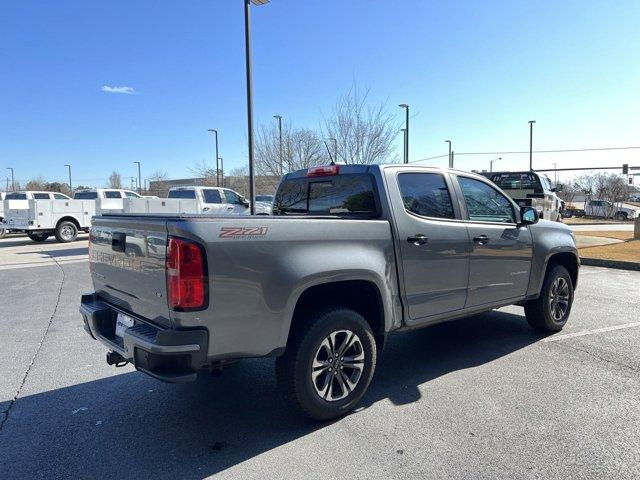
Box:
64;164;72;194
399;104;409;163
244;0;269;215
490;157;502;172
328;137;338;163
528;120;536;171
445;140;452;168
6;168;14;191
273;115;283;175
207;129;219;186
553;162;558;185
134;161;142;194
218;157;224;187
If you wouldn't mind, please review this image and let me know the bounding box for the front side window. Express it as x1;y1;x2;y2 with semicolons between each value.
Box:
124;191;140;198
458;177;515;223
104;191;122;199
397;173;455;219
33;193;51;200
224;190;242;205
203;189;222;204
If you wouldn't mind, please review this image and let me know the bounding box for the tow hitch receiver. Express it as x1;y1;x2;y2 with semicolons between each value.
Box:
106;351;128;367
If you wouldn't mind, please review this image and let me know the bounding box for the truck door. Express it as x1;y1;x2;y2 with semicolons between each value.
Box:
387;170;470;323
222;190;249;215
453;175;533;307
201;189;228;215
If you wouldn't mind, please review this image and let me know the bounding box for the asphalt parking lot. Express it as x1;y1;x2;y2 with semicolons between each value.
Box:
1;236;639;479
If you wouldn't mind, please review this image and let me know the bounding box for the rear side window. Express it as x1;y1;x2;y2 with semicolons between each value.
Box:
274;174;377;216
5;193;27;200
104;191;122;199
398;173;455;219
124;191;140;198
54;194;68;199
203;189;221;204
74;191;98;199
168;190;196;199
33;193;51;200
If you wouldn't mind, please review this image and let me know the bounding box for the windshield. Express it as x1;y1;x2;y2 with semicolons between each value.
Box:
274;173;377;217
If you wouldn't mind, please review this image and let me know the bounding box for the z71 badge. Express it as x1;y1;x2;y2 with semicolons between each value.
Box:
219;227;268;239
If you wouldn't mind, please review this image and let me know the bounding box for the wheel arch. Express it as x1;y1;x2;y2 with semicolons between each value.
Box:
56;216;81;230
286;279;388;352
546;251;579;290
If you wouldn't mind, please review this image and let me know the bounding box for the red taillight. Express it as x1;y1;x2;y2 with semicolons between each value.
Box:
166;236;208;311
307;165;339;177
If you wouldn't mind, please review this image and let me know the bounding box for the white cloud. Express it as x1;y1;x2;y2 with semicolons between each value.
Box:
101;85;137;95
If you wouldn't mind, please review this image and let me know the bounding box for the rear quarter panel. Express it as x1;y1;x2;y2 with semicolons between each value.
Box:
167;217;399;360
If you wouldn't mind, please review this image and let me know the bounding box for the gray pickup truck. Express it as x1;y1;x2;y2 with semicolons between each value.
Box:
80;164;579;420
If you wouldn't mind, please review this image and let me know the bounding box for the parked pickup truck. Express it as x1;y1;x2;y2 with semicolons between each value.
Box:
0;192;7;238
80;164;579;420
584;199;638;221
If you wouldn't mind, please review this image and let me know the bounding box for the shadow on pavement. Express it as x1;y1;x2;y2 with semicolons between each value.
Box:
0;311;543;479
0;236;88;248
15;247;88;258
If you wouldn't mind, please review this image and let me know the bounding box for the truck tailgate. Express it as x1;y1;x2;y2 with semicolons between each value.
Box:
90;216;171;327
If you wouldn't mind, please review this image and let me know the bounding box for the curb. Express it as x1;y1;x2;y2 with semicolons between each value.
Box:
581;258;640;271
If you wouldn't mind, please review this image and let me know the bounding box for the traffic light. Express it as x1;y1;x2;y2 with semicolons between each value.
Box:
630;176;634;185
623;164;629;174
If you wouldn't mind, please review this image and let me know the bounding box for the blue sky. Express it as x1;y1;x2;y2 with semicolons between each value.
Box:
1;0;639;188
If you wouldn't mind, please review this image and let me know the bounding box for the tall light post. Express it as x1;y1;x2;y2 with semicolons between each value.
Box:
218;157;224;187
273;115;283;175
64;164;72;194
328;137;338;163
528;120;536;171
445;140;452;168
207;129;219;186
6;167;14;191
399;104;409;163
244;0;269;215
553;162;558;185
133;161;142;194
400;129;406;162
490;157;502;172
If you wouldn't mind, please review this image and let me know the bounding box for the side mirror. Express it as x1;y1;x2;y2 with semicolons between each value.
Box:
519;206;539;226
555;183;564;193
241;198;250;208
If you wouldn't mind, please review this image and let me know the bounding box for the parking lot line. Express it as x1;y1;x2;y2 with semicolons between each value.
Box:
543;321;640;342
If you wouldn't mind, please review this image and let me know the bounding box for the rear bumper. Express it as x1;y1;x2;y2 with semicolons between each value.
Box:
80;293;208;383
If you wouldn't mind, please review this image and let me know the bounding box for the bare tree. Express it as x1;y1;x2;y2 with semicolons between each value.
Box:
25;176;46;191
575;172;631;218
323;85;400;164
225;167;249;197
148;170;170;197
189;160;218;186
557;182;579;205
108;171;122;189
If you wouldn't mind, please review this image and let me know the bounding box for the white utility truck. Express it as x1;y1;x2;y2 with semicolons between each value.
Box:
121;186;272;215
0;192;7;238
4;189;140;243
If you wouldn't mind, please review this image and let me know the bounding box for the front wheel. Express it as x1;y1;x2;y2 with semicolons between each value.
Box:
276;307;377;421
524;265;574;332
614;212;628;221
0;224;6;239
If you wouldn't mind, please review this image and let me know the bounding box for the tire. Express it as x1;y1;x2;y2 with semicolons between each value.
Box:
615;212;628;221
27;232;49;242
524;265;574;332
0;225;6;239
55;221;78;243
276;307;377;421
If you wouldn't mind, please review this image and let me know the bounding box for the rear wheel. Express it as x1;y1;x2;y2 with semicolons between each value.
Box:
55;221;78;243
0;223;6;239
276;307;377;420
524;265;574;332
614;212;628;221
27;232;50;242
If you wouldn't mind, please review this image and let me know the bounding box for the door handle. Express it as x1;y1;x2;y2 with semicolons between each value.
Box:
407;234;428;246
473;235;489;245
227;206;234;211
